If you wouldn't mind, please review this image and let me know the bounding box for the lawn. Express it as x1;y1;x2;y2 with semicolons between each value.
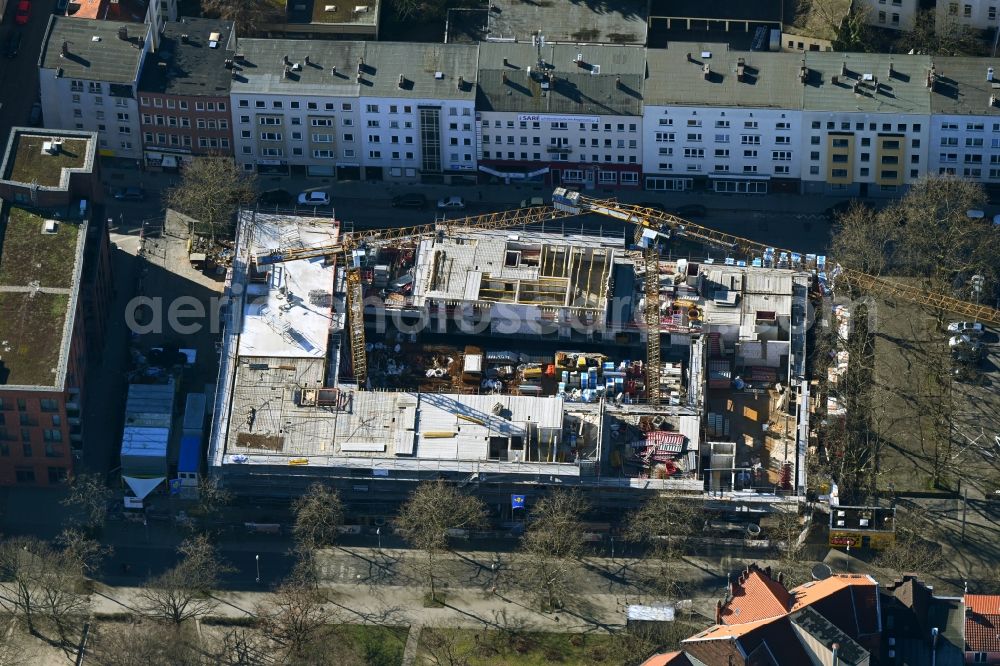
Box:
0;207;81;289
7;136;88;187
0;291;69;387
415;628;630;666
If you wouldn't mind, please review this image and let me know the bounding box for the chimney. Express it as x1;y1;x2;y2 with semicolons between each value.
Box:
398;73;405;88
304;55;311;66
778;571;784;585
686;52;692;62
283;65;291;79
60;41;69;57
737;57;746;82
887;60;894;78
840;61;847;77
832;643;839;666
615;75;621;89
181;33;189;44
832;75;839;85
927;64;936;89
989;66;995;82
457;75;464;89
502;71;508;83
118;26;128;41
703;62;711;80
331;65;337;75
715;600;723;624
282;54;290;66
799;65;808;84
764;566;771;578
991;94;997;106
502;57;509;66
224;58;233;69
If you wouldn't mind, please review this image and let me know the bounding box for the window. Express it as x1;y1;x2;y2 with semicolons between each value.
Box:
313;149;335;159
659;118;673;126
832;138;849;148
241;130;251;139
687;133;702;142
811;121;821;129
810;165;820;175
740;135;761;145
772;151;791;161
261;147;283;157
743;149;758;158
22;443;31;457
715;120;730;128
776;136;791;145
941;137;958;146
743;120;758;129
715;134;730;144
15;468;34;484
260;132;282;141
179;101;188;110
312;133;332;142
776;122;791;130
881;170;898;179
860;168;870;177
966;138;984;147
832;154;849;163
743;164;758;173
965;3;972;17
683;148;704;158
861;137;871;147
878;11;886;23
290;118;300;126
942;122;959;131
832;168;848;178
255;100;265;108
714;149;730;158
687;119;701;127
811;151;820;160
775;165;790;174
366;104;379;113
715;164;730;172
991;6;997;20
621;172;638;184
655;132;675;142
117;112;129;122
369;150;381;159
598;171;617;184
974;653;988;663
259;117;281;125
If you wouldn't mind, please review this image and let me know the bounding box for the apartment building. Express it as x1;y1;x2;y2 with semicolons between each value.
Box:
230;40;478;181
928;57;1000;188
936;0;1000;32
0;130;112;486
643;47;803;194
38;17;151;160
137;18;236;169
856;0;919;31
476;42;645;189
800;52;931;197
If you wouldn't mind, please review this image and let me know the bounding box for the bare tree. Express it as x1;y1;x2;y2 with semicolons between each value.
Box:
895;10;989;56
87;620;201;666
60;472;113;532
213;627;274;666
0;536;90;640
395;481;487;603
420;628;473;666
517;489;589;612
292;483;345;556
196;476;234;518
624;493;704;598
255;574;339;662
164;157;256;244
56;528;112;577
138;534;231;626
201;0;284;37
874;505;945;578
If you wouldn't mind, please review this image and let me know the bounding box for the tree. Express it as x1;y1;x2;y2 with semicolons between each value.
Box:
56;528;112;577
0;536;90;640
395;481;487;603
895;10;989;56
196;476;234;518
517;489;589;612
874;504;945;578
624;493;704;598
60;472;113;532
291;483;345;556
87;620;201;666
164;157;256;244
201;0;284;37
420;628;473;666
255;573;338;662
138;534;231;626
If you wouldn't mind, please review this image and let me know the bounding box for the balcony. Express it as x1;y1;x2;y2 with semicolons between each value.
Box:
545;145;572;154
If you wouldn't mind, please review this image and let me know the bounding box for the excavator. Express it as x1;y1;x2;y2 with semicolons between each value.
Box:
251;190;1000;400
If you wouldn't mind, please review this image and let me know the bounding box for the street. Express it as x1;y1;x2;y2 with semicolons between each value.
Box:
0;0;54;140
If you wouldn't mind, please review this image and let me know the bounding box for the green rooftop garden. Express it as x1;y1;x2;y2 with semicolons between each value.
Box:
0;291;69;387
7;136;88;187
0;207;81;289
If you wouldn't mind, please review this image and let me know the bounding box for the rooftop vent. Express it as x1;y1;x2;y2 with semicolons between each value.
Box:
502;71;508;83
502;57;509;66
291;62;302;71
434;71;444;79
702;62;711;80
91;36;101;42
331;65;337;75
283;54;291;66
41;140;63;155
354;4;369;12
224;58;234;69
209;31;221;48
590;64;600;75
840;61;847;77
685;52;693;62
926;65;937;89
615;75;621;89
180;33;189;44
42;220;59;234
887;60;894;78
991;94;998;107
398;73;406;87
55;67;63;78
457;75;464;89
324;4;337;10
283;65;292;79
989;67;995;82
304;55;311;65
737;57;746;81
799;64;808;84
60;41;69;57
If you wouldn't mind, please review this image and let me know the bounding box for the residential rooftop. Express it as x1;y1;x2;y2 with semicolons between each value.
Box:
485;0;647;45
0;208;81;290
138;18;235;97
4;134;91;188
0;291;71;387
39;16;148;84
231;40;478;101
930;57;1000;116
476;42;645;116
645;45;804;109
293;0;380;26
801;51;933;114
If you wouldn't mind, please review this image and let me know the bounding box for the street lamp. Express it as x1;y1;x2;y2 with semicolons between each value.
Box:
255;554;260;584
376;527;381;552
610;536;615;561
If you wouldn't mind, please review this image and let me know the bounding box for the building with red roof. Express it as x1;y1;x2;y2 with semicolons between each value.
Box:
965;594;1000;664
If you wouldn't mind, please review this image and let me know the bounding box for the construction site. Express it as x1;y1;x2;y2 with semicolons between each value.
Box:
203;190;847;519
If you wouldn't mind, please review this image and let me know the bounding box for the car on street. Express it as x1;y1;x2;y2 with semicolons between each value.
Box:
671;204;707;218
297;191;331;206
113;187;146;202
437;196;466;210
5;31;22;59
15;1;31;25
258;189;292;206
27;102;42;127
947;321;984;336
391;193;428;209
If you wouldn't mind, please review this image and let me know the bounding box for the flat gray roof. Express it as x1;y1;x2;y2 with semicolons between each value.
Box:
645;45;804;108
486;0;647;45
802;51;933;114
931;57;1000;116
231;40;478;101
39;16;148;84
477;42;645;116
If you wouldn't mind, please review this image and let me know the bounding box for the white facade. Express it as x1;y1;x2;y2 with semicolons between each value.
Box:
928;115;1000;181
478;111;643;187
641;106;802;194
859;0;919;30
936;0;1000;31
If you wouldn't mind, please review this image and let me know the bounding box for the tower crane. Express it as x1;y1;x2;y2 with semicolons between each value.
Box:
553;188;1000;324
252;205;577;385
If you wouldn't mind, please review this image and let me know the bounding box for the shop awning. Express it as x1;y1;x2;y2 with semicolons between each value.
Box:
123;476;165;500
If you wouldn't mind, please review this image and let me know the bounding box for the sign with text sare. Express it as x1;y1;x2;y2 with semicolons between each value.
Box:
517;114;601;124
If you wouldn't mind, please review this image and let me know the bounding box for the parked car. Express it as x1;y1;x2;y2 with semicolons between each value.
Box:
27;102;42;127
15;1;31;25
4;30;22;58
297;191;331;206
671;204;707;218
113;187;146;202
258;189;292;205
947;321;984;336
437;196;466;210
391;193;428;209
520;197;545;208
